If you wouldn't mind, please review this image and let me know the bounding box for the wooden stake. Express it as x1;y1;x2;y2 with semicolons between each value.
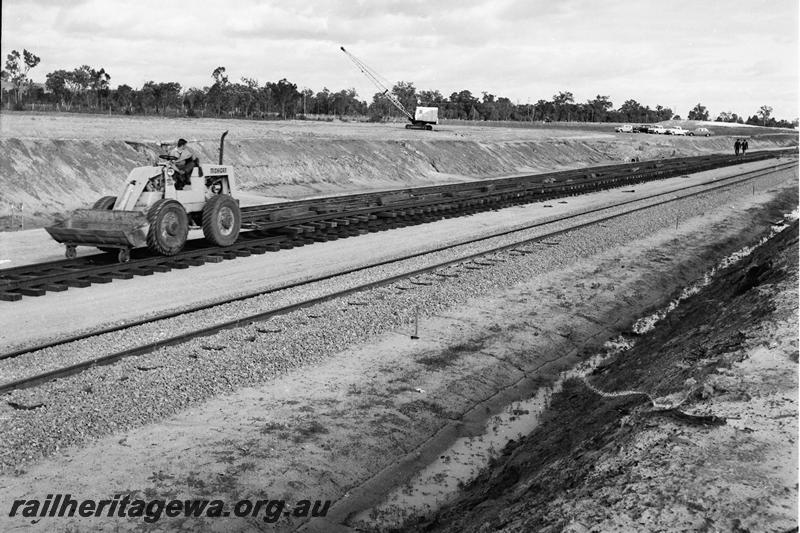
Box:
411;306;420;339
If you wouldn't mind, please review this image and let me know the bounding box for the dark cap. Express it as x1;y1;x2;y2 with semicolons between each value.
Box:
177;138;187;146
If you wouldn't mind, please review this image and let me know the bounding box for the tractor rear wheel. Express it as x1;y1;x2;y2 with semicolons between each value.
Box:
93;196;118;252
202;194;241;246
146;199;188;255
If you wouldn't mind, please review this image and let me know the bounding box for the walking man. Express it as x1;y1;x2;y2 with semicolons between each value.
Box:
742;138;749;155
734;138;741;156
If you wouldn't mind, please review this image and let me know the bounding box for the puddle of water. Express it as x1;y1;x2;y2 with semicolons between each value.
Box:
351;386;557;529
351;219;797;530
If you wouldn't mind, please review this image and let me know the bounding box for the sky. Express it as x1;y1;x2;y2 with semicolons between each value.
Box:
1;0;798;120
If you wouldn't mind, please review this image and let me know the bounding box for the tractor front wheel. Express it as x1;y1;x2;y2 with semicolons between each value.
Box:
92;196;117;210
202;195;241;246
146;199;188;255
93;196;118;253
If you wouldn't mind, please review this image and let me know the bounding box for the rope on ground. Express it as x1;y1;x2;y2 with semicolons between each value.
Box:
580;376;726;426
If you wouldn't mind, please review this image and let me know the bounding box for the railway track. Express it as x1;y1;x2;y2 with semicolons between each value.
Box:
1;158;796;396
0;149;792;301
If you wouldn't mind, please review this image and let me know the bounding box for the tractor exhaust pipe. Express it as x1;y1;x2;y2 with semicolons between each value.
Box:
218;130;228;164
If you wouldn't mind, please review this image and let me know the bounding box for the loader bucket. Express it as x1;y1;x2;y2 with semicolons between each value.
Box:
45;209;149;249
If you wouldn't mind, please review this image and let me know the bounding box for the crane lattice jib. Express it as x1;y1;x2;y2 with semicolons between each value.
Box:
340;46;414;122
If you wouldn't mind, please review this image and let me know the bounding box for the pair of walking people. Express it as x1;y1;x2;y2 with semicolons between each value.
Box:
734;138;749;156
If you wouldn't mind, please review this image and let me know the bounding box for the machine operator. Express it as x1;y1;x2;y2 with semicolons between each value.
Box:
169;138;197;189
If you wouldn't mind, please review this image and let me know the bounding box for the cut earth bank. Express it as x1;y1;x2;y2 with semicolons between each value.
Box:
0;163;796;532
417;221;799;533
0;112;797;227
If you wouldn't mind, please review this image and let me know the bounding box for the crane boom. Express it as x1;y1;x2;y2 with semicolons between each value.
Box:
339;46;414;122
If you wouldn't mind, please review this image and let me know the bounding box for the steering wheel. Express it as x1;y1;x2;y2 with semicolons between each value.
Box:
159;154;178;161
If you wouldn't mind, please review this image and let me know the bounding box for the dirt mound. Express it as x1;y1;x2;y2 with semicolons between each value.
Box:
420;220;799;532
0;115;796;228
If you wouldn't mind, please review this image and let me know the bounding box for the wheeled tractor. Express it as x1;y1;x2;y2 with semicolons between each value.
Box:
46;132;241;262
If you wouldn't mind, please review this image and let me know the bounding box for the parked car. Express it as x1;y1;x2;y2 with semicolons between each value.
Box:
649;125;667;134
633;124;650;133
666;126;687;136
614;124;633;133
690;127;712;137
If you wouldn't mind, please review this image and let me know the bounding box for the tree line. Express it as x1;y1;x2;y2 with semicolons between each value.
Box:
2;49;797;129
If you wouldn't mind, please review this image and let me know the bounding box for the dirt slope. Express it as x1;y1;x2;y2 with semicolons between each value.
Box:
420;221;799;533
0;113;797;228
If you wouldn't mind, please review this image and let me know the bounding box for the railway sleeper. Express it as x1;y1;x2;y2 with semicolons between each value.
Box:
87;276;113;284
0;291;23;301
63;279;92;288
18;287;47;297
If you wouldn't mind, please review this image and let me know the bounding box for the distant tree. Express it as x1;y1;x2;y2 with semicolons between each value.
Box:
448;90;479;120
266;78;300;119
312;87;333;115
469;105;482;121
1;49;40;106
390;81;417;116
113;84;134;114
211;66;228;86
654;104;673;121
745;114;760;126
533;99;552;121
418;89;444;107
183;87;206;116
480;92;498;121
552;91;575;121
45;69;73;109
495;97;514;121
587;95;613;122
333;88;364;116
136;83;156;113
618;99;644;122
141;81;181;115
91;67;111;110
673;115;682;120
207;67;230;115
756;105;773;126
715;111;744;123
65;65;96;108
369;90;396;121
687;103;709;121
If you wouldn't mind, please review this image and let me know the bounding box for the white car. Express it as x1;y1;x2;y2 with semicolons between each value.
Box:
666;126;687;136
649;125;667;134
614;124;633;133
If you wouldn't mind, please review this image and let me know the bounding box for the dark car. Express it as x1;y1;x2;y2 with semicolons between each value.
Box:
633;124;650;133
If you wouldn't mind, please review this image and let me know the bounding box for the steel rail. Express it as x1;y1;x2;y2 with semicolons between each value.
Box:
1;160;795;395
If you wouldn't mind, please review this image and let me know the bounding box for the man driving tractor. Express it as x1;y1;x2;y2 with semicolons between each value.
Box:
168;138;197;189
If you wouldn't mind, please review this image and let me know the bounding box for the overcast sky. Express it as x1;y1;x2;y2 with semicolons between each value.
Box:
1;0;798;119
